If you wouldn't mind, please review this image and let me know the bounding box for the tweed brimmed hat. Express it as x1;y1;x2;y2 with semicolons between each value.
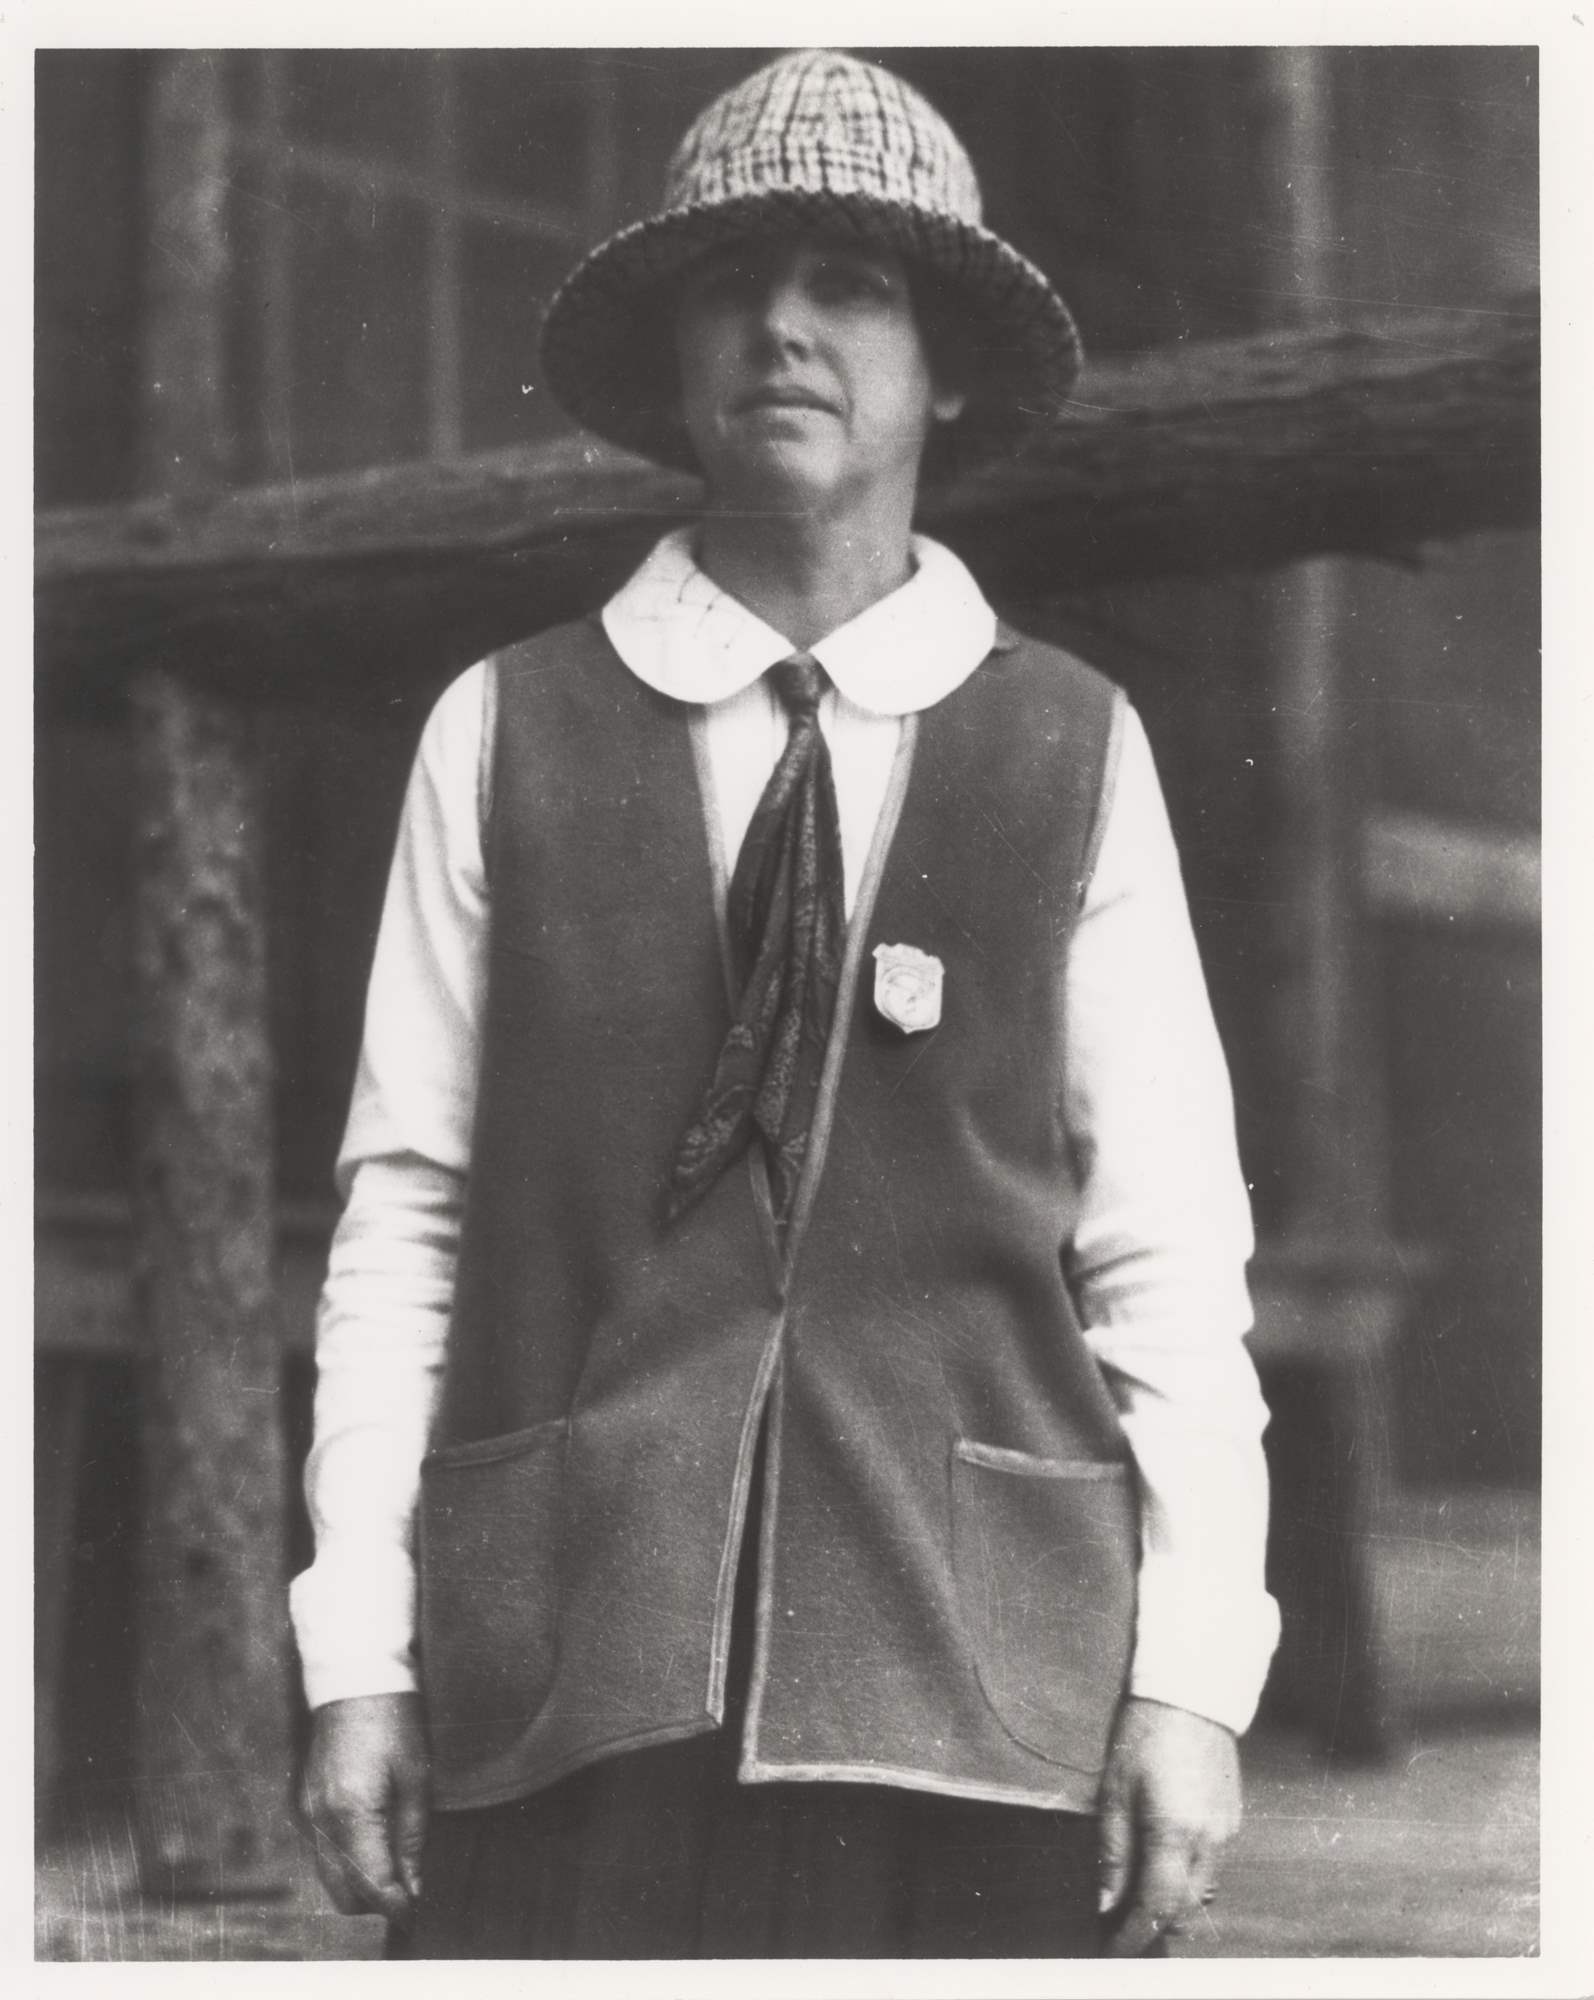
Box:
539;50;1083;469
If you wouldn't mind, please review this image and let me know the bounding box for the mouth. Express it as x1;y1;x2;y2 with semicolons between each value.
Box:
733;385;838;416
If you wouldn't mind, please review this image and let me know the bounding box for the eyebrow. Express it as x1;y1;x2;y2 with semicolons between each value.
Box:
695;240;899;276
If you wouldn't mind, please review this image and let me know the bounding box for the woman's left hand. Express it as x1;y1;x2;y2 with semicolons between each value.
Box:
1097;1696;1241;1955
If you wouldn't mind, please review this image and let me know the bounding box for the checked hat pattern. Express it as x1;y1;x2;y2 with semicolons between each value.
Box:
539;50;1084;469
661;48;984;218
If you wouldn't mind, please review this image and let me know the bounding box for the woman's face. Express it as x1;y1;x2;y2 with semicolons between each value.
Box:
672;233;965;512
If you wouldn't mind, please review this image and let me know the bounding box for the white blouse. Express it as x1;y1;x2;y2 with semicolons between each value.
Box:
289;530;1280;1735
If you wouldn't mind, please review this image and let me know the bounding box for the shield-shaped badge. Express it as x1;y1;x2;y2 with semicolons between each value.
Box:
872;942;944;1034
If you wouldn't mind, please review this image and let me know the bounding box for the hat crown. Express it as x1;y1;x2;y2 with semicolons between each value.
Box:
662;50;984;225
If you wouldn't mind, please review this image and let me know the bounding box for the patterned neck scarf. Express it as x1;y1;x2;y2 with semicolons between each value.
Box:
666;655;846;1229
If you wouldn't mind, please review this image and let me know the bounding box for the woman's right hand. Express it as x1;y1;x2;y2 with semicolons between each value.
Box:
298;1691;430;1924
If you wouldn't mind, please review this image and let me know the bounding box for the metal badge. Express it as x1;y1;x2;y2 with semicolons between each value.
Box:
872;942;944;1034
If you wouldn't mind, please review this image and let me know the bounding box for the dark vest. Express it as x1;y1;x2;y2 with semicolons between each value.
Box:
416;615;1137;1815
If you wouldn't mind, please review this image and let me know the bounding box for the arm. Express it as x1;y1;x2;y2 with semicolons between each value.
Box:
292;1154;458;1922
1062;702;1279;1951
289;661;493;1919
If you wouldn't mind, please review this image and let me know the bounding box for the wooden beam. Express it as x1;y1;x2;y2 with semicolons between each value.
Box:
1362;810;1540;928
230;122;587;244
36;1194;332;1360
36;301;1538;710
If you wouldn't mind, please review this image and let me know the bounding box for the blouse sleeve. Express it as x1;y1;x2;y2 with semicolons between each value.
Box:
287;661;492;1708
1064;703;1280;1734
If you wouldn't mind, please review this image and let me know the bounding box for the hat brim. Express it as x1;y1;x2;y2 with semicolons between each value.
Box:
538;189;1084;472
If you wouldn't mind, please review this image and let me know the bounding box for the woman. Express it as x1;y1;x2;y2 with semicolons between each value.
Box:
294;49;1277;1959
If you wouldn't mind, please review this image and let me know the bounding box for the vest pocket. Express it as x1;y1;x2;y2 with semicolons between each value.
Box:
417;1417;569;1766
951;1438;1137;1775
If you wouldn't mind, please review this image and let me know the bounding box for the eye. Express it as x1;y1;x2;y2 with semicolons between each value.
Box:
682;254;762;309
809;254;898;306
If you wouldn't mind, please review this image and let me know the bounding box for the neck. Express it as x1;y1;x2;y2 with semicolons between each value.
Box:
695;489;917;651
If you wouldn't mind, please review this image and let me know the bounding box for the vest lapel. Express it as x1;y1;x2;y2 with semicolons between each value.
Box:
781;715;919;1267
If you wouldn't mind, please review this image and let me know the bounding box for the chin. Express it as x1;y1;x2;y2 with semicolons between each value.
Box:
706;440;844;507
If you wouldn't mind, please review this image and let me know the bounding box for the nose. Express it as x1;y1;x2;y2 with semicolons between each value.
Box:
750;264;813;355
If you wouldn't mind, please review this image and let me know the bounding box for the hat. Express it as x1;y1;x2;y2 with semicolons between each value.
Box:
538;49;1083;470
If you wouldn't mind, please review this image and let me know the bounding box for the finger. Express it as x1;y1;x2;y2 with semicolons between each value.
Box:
1106;1826;1196;1958
312;1807;412;1923
304;1815;372;1916
296;1786;367;1915
1184;1830;1222;1914
393;1773;430;1909
1096;1784;1134;1917
1163;1817;1231;1940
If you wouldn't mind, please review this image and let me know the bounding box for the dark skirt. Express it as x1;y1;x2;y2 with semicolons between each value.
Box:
393;1432;1115;1959
392;1726;1108;1958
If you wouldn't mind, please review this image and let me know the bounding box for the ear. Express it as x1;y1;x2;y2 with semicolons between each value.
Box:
931;384;967;425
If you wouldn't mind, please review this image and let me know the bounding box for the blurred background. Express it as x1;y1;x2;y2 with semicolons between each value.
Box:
34;47;1539;1958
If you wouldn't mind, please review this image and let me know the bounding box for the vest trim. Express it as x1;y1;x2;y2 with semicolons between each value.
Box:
706;1329;785;1719
460;1717;722;1811
687;702;732;974
735;1758;1103;1812
783;712;918;1266
741;1362;786;1764
1076;685;1127;911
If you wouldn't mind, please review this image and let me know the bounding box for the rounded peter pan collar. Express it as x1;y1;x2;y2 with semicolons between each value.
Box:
601;528;1005;718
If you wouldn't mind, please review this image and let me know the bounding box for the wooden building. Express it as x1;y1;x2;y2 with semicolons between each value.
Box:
35;49;1538;1887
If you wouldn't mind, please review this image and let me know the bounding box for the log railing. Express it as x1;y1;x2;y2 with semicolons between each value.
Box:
38;301;1538;706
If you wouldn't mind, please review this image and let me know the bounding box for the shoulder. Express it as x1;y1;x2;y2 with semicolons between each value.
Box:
491;613;614;690
945;623;1125;763
413;618;618;818
474;616;642;753
986;623;1124;712
413;656;492;785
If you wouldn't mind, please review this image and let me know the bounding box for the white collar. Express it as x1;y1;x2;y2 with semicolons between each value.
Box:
600;527;1002;718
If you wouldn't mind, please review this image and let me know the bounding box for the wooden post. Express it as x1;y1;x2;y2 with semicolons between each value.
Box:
129;52;293;1896
130;675;293;1894
425;54;465;458
1253;49;1401;1758
1263;49;1393;1248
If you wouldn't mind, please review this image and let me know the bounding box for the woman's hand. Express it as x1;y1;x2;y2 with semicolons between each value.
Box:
1098;1695;1241;1955
298;1692;430;1925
